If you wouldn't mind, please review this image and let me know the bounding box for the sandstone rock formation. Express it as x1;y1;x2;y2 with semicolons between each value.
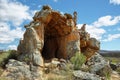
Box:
79;24;100;60
17;5;100;67
17;5;80;66
18;21;44;66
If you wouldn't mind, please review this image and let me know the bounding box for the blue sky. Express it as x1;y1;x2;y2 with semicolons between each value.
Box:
0;0;120;50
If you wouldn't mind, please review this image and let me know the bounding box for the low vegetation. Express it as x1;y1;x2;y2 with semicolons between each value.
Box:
45;69;73;80
104;57;120;64
0;50;18;68
70;52;86;70
0;77;8;80
0;50;18;76
104;57;120;74
105;71;111;80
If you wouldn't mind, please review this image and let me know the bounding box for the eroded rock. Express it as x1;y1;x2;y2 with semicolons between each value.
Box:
1;59;44;80
73;70;101;80
18;21;44;66
86;53;112;77
18;5;80;62
79;24;100;60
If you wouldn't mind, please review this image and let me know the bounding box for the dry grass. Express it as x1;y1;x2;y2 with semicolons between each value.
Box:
104;57;120;64
45;73;73;80
0;77;8;80
44;69;73;80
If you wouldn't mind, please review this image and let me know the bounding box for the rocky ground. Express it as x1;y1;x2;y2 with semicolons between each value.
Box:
0;52;120;80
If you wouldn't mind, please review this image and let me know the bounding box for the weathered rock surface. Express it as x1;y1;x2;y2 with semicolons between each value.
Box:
17;5;101;64
1;59;44;80
73;70;101;80
86;53;112;77
18;21;44;66
18;5;80;65
79;24;100;60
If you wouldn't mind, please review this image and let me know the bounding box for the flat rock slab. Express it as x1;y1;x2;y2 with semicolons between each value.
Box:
73;70;101;80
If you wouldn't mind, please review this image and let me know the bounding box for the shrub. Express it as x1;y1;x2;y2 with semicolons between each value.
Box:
70;52;86;70
0;50;18;68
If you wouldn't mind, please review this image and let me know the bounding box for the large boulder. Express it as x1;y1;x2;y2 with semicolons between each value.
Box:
1;59;44;80
18;21;44;66
86;53;112;77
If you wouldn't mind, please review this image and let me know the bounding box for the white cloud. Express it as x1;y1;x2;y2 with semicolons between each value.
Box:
110;0;120;5
103;34;120;41
0;0;32;26
93;15;120;27
7;45;17;50
0;0;32;44
0;22;24;44
77;24;106;40
77;15;120;41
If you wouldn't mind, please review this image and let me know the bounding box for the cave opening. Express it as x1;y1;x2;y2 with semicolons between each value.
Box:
41;12;73;60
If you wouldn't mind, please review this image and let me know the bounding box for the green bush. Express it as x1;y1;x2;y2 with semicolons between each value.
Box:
0;50;18;68
70;52;86;70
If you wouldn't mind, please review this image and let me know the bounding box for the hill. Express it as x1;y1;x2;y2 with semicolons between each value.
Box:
99;50;120;57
